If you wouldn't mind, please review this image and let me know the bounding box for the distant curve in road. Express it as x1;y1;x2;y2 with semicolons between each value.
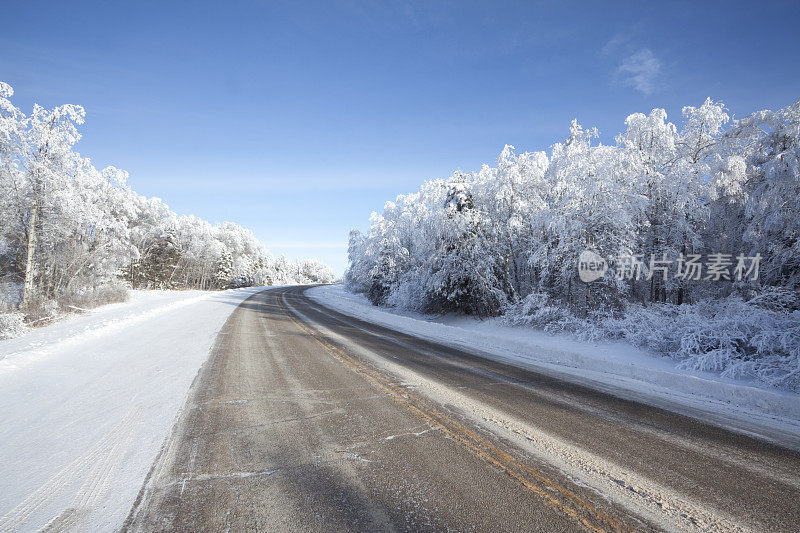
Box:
125;286;800;532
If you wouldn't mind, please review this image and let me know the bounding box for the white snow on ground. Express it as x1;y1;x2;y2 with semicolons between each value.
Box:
306;284;800;449
0;287;265;532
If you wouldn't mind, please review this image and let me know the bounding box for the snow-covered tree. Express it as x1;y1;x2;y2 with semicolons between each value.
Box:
0;81;335;325
346;97;799;315
344;96;800;389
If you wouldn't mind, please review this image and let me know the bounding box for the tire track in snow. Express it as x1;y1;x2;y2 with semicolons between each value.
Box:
0;408;141;532
41;408;140;532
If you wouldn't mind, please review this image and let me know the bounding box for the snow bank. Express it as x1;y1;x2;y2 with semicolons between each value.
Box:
306;284;800;447
505;290;800;392
0;287;264;532
0;290;206;369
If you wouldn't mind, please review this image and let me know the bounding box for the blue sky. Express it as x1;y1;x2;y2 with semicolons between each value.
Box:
2;1;799;274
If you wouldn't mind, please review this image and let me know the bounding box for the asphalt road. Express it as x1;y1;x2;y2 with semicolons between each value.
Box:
125;286;800;532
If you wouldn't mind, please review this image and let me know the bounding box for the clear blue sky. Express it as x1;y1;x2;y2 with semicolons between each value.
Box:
2;1;799;275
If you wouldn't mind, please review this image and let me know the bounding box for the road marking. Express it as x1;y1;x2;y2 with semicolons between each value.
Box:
276;289;630;533
294;289;755;532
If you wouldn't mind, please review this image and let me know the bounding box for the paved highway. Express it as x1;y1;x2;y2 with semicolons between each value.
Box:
125;286;800;532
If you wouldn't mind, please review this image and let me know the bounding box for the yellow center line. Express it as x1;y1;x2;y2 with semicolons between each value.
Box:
276;289;631;533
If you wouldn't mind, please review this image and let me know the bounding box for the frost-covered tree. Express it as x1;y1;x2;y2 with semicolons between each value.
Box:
422;175;506;315
344;96;800;389
0;81;335;325
346;97;800;313
740;101;800;288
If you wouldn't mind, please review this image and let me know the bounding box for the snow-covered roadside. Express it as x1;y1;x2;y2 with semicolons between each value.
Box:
306;284;800;447
0;290;207;369
0;287;266;532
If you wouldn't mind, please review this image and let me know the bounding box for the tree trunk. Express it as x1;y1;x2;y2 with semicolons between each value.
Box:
21;195;39;310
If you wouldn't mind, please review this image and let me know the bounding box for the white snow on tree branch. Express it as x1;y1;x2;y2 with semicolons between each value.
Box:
344;97;800;390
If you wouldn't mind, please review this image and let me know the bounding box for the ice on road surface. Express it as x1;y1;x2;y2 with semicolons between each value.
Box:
0;287;264;532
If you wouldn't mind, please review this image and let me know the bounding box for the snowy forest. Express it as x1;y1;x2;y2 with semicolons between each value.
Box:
0;81;335;336
346;98;800;390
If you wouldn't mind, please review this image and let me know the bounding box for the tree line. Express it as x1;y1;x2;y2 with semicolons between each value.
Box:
345;98;800;389
0;81;335;324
